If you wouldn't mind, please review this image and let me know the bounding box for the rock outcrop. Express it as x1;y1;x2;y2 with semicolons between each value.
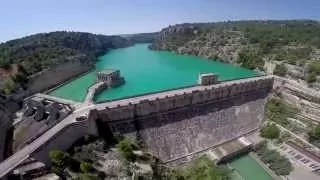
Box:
273;76;320;123
150;20;320;84
150;24;245;63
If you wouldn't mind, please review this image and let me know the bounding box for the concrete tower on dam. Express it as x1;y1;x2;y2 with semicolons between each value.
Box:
91;75;274;163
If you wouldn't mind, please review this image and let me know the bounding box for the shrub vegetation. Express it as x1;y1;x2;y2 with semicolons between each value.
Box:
260;123;280;139
254;141;293;175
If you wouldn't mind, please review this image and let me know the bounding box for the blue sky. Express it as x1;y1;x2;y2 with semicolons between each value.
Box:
0;0;319;42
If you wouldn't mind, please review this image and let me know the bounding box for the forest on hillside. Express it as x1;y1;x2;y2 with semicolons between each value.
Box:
151;20;320;84
0;31;131;75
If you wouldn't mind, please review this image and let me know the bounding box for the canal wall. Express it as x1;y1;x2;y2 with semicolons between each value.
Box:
95;76;273;162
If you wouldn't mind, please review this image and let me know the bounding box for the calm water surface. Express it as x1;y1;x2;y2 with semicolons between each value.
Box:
49;44;256;102
228;154;273;180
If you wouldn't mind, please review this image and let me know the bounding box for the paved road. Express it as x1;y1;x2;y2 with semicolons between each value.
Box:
0;75;272;178
0;109;87;178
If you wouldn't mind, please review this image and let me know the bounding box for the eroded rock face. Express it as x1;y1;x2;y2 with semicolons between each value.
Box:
150;24;245;63
150;22;320;87
273;76;320;123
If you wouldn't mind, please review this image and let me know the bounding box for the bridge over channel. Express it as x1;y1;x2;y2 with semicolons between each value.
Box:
0;75;273;178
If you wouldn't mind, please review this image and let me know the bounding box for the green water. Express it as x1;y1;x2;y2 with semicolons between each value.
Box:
228;155;273;180
49;44;256;102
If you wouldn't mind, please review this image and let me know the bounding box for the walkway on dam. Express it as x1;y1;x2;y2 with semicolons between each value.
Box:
83;82;106;106
0;75;273;178
93;75;272;111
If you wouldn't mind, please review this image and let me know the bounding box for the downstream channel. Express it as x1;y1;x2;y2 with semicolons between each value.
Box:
228;154;273;180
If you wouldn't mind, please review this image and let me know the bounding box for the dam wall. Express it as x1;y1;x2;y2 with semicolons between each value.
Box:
28;59;93;94
96;76;273;162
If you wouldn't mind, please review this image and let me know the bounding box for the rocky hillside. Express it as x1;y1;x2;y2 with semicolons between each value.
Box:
124;32;158;44
0;31;131;95
0;32;132;161
150;20;320;88
0;31;131;75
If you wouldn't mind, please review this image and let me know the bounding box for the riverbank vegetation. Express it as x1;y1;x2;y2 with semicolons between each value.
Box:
308;124;320;147
47;136;231;180
115;136;137;162
178;155;230;180
237;49;264;70
254;141;293;176
307;61;320;83
273;64;287;77
265;98;298;126
260;123;280;139
152;155;230;180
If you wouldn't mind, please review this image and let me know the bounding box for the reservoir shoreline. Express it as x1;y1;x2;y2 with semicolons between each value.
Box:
49;43;257;102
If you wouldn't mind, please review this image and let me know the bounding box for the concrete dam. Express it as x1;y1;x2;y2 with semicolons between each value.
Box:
0;75;273;178
92;75;273;162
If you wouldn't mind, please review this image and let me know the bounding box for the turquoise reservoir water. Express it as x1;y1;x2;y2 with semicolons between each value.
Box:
49;44;257;102
228;155;273;180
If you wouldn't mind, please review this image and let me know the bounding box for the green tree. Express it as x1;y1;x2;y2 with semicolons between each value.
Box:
308;124;320;146
116;138;136;162
260;123;280;139
13;71;28;84
273;64;287;77
78;173;99;180
237;49;264;70
2;76;15;95
80;161;93;173
306;62;320;83
254;141;293;175
307;72;317;83
270;156;292;176
182;155;230;180
49;150;70;168
265;98;297;126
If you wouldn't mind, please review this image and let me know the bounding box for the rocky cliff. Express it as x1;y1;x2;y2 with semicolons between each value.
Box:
150;23;245;63
150;20;320;86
